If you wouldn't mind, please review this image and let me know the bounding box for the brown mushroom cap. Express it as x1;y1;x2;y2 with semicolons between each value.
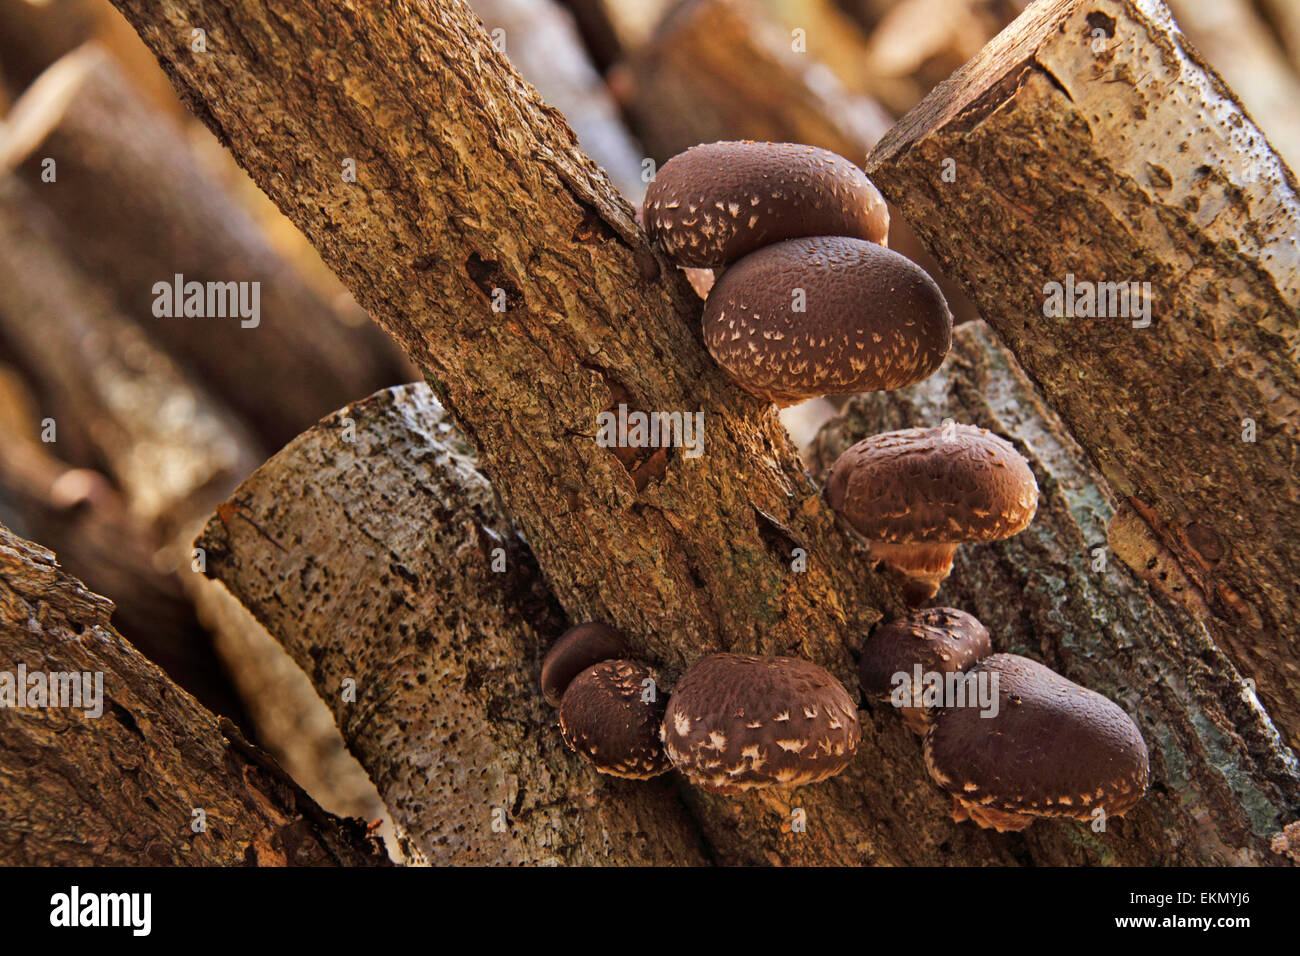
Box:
859;607;992;730
559;659;670;779
541;622;627;706
923;654;1150;830
643;141;889;268
826;425;1038;545
702;236;952;405
662;653;860;792
825;425;1037;603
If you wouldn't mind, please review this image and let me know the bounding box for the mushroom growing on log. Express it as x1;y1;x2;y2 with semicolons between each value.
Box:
825;424;1038;603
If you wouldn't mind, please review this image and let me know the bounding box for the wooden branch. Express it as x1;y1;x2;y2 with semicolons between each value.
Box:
0;523;389;866
197;385;709;865
0;44;405;452
867;0;1300;747
807;323;1300;865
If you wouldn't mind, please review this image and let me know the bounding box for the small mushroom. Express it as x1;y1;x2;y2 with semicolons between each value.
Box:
643;141;889;268
923;653;1150;831
702;236;952;405
541;621;627;706
825;424;1038;603
558;660;670;779
858;607;992;733
661;653;860;792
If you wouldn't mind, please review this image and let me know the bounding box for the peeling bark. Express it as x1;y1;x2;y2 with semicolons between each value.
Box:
867;0;1300;748
0;523;389;866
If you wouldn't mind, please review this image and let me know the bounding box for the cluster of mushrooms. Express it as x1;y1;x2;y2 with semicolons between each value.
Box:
542;141;1149;833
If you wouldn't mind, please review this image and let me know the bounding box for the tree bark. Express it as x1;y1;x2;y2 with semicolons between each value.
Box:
0;522;389;866
197;384;710;865
0;43;406;453
866;0;1300;749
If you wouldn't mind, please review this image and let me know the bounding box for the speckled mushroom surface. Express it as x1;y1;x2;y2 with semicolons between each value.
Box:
662;653;861;792
702;236;952;404
541;621;627;706
858;607;992;701
642;141;889;267
559;660;670;779
923;654;1150;829
825;424;1038;544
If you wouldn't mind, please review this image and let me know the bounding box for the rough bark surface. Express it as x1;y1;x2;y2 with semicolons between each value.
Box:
867;0;1300;748
0;44;405;453
0;523;389;866
197;385;709;865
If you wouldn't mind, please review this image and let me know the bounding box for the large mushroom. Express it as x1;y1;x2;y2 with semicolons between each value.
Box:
541;621;627;707
661;653;860;792
643;141;889;268
702;236;952;405
858;607;992;733
923;654;1150;831
825;424;1038;603
558;659;671;779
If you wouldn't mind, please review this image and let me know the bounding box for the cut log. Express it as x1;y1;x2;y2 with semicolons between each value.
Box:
867;0;1300;748
108;0;904;695
0;522;389;866
197;384;709;865
0;44;406;452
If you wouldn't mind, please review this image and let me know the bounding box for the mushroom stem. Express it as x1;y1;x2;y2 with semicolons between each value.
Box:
867;540;959;604
949;796;1036;832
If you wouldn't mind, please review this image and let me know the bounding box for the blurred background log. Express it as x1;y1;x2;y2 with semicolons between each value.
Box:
0;44;408;454
868;0;1300;749
0;523;389;866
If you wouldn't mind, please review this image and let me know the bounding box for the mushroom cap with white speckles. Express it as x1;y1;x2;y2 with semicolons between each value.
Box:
661;653;861;791
858;607;992;700
702;236;952;404
559;659;671;779
542;622;627;706
923;654;1150;820
825;424;1038;544
642;141;889;267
